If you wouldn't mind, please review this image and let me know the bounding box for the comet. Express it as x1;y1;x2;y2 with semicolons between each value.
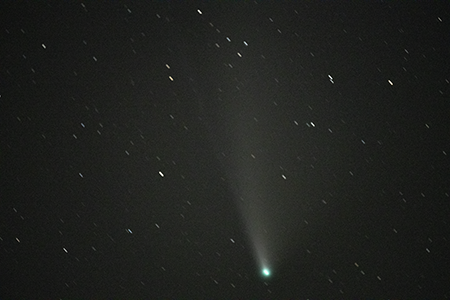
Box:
262;268;271;277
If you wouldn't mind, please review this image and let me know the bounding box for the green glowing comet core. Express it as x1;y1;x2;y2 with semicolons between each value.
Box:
262;268;271;277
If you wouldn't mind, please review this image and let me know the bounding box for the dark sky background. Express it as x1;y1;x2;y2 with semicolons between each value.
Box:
1;1;450;299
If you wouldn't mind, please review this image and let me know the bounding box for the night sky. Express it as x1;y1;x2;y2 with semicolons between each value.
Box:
1;2;450;299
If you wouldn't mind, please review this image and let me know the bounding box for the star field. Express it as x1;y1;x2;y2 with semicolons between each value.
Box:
1;2;450;299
